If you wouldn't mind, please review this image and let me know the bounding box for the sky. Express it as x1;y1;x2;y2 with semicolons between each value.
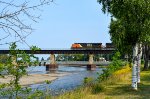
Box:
1;0;111;49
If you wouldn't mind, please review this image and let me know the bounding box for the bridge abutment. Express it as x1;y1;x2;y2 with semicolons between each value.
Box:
87;54;96;70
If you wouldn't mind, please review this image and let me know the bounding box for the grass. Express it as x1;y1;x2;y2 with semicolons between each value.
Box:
53;65;150;99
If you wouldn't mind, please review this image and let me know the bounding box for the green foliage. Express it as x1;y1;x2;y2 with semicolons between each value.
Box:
27;90;44;99
97;52;123;81
0;42;39;98
44;80;52;99
92;84;105;94
45;80;51;84
56;54;88;61
98;0;150;66
141;59;145;65
110;52;123;70
83;77;93;85
73;54;83;61
109;19;133;57
30;46;41;51
0;54;9;63
0;63;4;77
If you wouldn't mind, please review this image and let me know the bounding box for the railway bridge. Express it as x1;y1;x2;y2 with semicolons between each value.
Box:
0;47;115;70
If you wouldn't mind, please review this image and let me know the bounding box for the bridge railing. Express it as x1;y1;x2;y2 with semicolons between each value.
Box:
40;60;111;66
57;61;111;65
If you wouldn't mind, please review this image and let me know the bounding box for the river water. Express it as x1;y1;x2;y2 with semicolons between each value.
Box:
26;66;103;95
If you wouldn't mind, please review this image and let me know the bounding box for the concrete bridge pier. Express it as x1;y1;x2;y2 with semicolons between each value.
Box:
46;54;58;71
87;54;96;70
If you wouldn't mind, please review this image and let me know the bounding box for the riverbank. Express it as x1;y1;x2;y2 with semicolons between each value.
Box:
56;66;150;99
0;72;70;86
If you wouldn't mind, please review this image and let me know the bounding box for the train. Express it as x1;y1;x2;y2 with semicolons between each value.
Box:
71;43;114;49
105;43;115;48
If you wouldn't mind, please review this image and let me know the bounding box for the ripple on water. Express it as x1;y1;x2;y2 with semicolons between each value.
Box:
27;66;103;95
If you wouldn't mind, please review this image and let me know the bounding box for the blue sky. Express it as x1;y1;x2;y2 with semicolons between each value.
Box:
1;0;111;49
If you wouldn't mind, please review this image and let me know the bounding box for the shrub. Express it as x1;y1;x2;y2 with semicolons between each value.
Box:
92;84;105;94
0;42;40;98
83;77;93;86
97;52;124;82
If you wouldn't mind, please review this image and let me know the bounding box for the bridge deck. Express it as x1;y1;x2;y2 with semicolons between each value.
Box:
0;48;115;54
40;61;111;66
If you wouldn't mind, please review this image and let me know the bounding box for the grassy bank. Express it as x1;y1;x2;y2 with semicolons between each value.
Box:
56;66;150;99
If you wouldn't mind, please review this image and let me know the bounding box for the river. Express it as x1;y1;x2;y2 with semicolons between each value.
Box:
26;65;103;95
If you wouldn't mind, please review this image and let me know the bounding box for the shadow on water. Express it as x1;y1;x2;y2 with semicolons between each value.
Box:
26;66;103;95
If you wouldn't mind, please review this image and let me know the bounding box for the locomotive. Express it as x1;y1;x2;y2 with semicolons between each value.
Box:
71;43;103;49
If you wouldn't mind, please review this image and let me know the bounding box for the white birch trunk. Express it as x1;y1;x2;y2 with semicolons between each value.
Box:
137;43;142;83
132;43;138;90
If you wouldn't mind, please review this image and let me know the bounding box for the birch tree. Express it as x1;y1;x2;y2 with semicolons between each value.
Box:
143;44;150;70
98;0;150;90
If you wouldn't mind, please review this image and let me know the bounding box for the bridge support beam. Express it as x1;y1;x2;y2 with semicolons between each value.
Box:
87;54;96;70
46;54;58;71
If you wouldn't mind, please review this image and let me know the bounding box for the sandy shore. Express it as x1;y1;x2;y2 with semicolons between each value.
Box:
0;72;70;86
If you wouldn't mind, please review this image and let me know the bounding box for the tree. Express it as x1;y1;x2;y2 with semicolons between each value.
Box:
0;42;39;98
98;0;150;90
109;19;132;59
143;44;150;70
0;1;53;97
0;0;53;45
